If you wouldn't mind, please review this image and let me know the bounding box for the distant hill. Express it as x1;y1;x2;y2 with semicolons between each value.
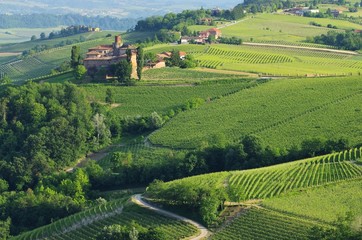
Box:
0;14;137;31
0;0;240;18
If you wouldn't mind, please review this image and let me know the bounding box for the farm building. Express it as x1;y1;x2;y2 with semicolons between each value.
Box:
181;28;222;44
83;35;138;79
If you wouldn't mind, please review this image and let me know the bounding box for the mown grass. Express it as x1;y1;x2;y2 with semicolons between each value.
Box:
149;76;362;149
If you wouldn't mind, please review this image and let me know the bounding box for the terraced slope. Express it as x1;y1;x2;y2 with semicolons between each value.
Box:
12;199;197;240
149;76;362;149
211;207;319;240
149;148;362;202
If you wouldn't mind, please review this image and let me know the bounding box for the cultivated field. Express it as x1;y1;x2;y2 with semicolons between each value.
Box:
221;13;362;44
13;199;198;240
147;43;362;76
263;179;362;223
149;150;362;239
80;80;254;117
149;76;362;149
211;207;319;240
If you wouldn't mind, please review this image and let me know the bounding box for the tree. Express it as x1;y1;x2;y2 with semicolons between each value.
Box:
136;46;144;80
126;48;132;63
0;218;10;240
116;60;132;83
0;76;12;85
92;113;111;147
31;35;37;41
40;32;46;39
74;65;87;80
70;45;81;68
97;224;128;240
129;227;139;240
105;88;115;104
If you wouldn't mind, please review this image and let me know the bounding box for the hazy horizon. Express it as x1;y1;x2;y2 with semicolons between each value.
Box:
0;0;241;18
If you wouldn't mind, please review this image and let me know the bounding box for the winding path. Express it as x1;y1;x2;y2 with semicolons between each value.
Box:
132;194;210;240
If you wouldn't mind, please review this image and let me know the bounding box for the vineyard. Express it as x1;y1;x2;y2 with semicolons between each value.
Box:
263;178;362;223
155;147;362;203
149;76;362;149
142;67;247;82
211;207;319;240
80;80;254;117
12;199;198;240
196;44;362;76
145;42;362;76
147;148;362;239
228;148;362;201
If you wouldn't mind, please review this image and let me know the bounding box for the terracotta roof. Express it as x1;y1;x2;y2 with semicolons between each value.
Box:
208;28;221;33
87;51;101;55
88;45;113;50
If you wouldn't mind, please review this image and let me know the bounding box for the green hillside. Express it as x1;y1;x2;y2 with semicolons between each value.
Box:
220;13;362;44
146;43;362;76
149;76;362;149
146;149;362;238
80;80;255;117
211;207;319;240
12;199;197;240
0;31;153;83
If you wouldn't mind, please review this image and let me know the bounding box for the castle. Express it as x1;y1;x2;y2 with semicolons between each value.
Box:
83;35;138;79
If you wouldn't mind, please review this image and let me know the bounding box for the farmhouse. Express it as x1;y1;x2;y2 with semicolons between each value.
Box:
83;35;138;79
181;28;222;44
285;7;319;16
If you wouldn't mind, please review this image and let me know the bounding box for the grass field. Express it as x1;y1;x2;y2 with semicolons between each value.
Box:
149;76;362;149
221;13;361;44
80;80;254;117
13;199;198;240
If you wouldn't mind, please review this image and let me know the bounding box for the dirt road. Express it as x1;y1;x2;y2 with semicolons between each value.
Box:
132;194;210;240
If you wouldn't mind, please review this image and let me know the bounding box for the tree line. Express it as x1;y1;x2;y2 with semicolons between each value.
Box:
134;5;245;33
309;30;362;50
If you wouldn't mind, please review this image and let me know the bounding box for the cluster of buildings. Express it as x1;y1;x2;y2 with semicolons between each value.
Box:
284;7;320;16
83;35;138;78
180;28;222;44
83;35;189;75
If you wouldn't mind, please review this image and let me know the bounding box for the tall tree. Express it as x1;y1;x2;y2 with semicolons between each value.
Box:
136;46;144;80
126;48;132;63
70;45;81;68
116;60;132;83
